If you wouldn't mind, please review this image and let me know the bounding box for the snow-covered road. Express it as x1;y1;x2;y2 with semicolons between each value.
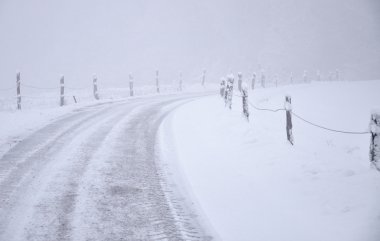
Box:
0;95;212;241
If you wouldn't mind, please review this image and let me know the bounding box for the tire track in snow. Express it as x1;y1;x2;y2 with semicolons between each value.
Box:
71;98;212;240
0;95;212;241
0;101;137;240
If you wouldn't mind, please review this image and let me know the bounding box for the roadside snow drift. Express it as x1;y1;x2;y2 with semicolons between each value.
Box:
165;80;380;241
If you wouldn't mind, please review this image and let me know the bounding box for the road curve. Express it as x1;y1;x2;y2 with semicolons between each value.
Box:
0;94;213;241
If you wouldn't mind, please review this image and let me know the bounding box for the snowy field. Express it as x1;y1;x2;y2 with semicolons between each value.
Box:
162;80;380;241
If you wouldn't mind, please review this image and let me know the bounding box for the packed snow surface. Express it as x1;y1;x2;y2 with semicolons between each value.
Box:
166;80;380;241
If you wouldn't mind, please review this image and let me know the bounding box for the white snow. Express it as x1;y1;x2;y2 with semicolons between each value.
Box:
163;80;380;241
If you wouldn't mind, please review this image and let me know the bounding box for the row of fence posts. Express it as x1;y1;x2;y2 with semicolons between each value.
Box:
13;69;202;109
240;70;342;91
13;70;179;109
219;73;380;170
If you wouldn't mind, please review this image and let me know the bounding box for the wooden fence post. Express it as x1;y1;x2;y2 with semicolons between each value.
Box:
16;72;21;110
220;77;226;98
179;72;183;91
156;70;160;93
226;74;234;109
251;72;256;90
275;74;278;88
335;69;340;81
60;75;65;106
202;69;206;86
370;111;380;170
285;96;294;145
224;76;229;105
261;71;265;88
237;72;243;92
303;70;308;83
242;83;249;121
93;74;99;100
317;70;321;81
129;74;134;97
290;72;293;84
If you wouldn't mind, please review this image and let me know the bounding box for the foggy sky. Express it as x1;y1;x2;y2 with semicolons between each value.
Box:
0;0;379;88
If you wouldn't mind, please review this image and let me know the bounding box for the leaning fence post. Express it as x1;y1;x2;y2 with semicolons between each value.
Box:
16;72;21;110
156;70;160;93
93;74;99;100
285;96;294;145
242;83;249;121
370;111;380;170
129;73;134;97
60;75;65;106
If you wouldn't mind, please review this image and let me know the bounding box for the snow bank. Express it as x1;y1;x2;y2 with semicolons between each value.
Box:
167;80;380;241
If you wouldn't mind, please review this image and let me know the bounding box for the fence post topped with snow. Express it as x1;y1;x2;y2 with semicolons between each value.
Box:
317;70;321;81
303;70;308;83
370;111;380;170
275;74;278;88
237;72;243;92
251;72;256;90
93;74;99;100
225;74;234;109
202;69;206;86
285;96;294;145
156;70;160;93
16;72;21;110
129;74;134;97
220;77;226;98
242;83;249;121
60;75;65;107
179;72;183;91
261;71;265;88
290;72;293;84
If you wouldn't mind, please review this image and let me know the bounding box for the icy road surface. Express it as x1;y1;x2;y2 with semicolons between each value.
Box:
0;94;212;241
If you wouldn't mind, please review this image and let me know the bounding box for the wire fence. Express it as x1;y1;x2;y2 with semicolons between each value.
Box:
226;83;380;170
234;93;371;135
0;75;186;111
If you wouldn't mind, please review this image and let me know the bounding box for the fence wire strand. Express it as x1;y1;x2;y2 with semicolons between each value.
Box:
0;87;14;91
291;112;370;135
232;93;370;135
21;84;59;90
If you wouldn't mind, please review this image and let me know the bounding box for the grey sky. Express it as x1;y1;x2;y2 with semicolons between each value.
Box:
0;0;379;88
